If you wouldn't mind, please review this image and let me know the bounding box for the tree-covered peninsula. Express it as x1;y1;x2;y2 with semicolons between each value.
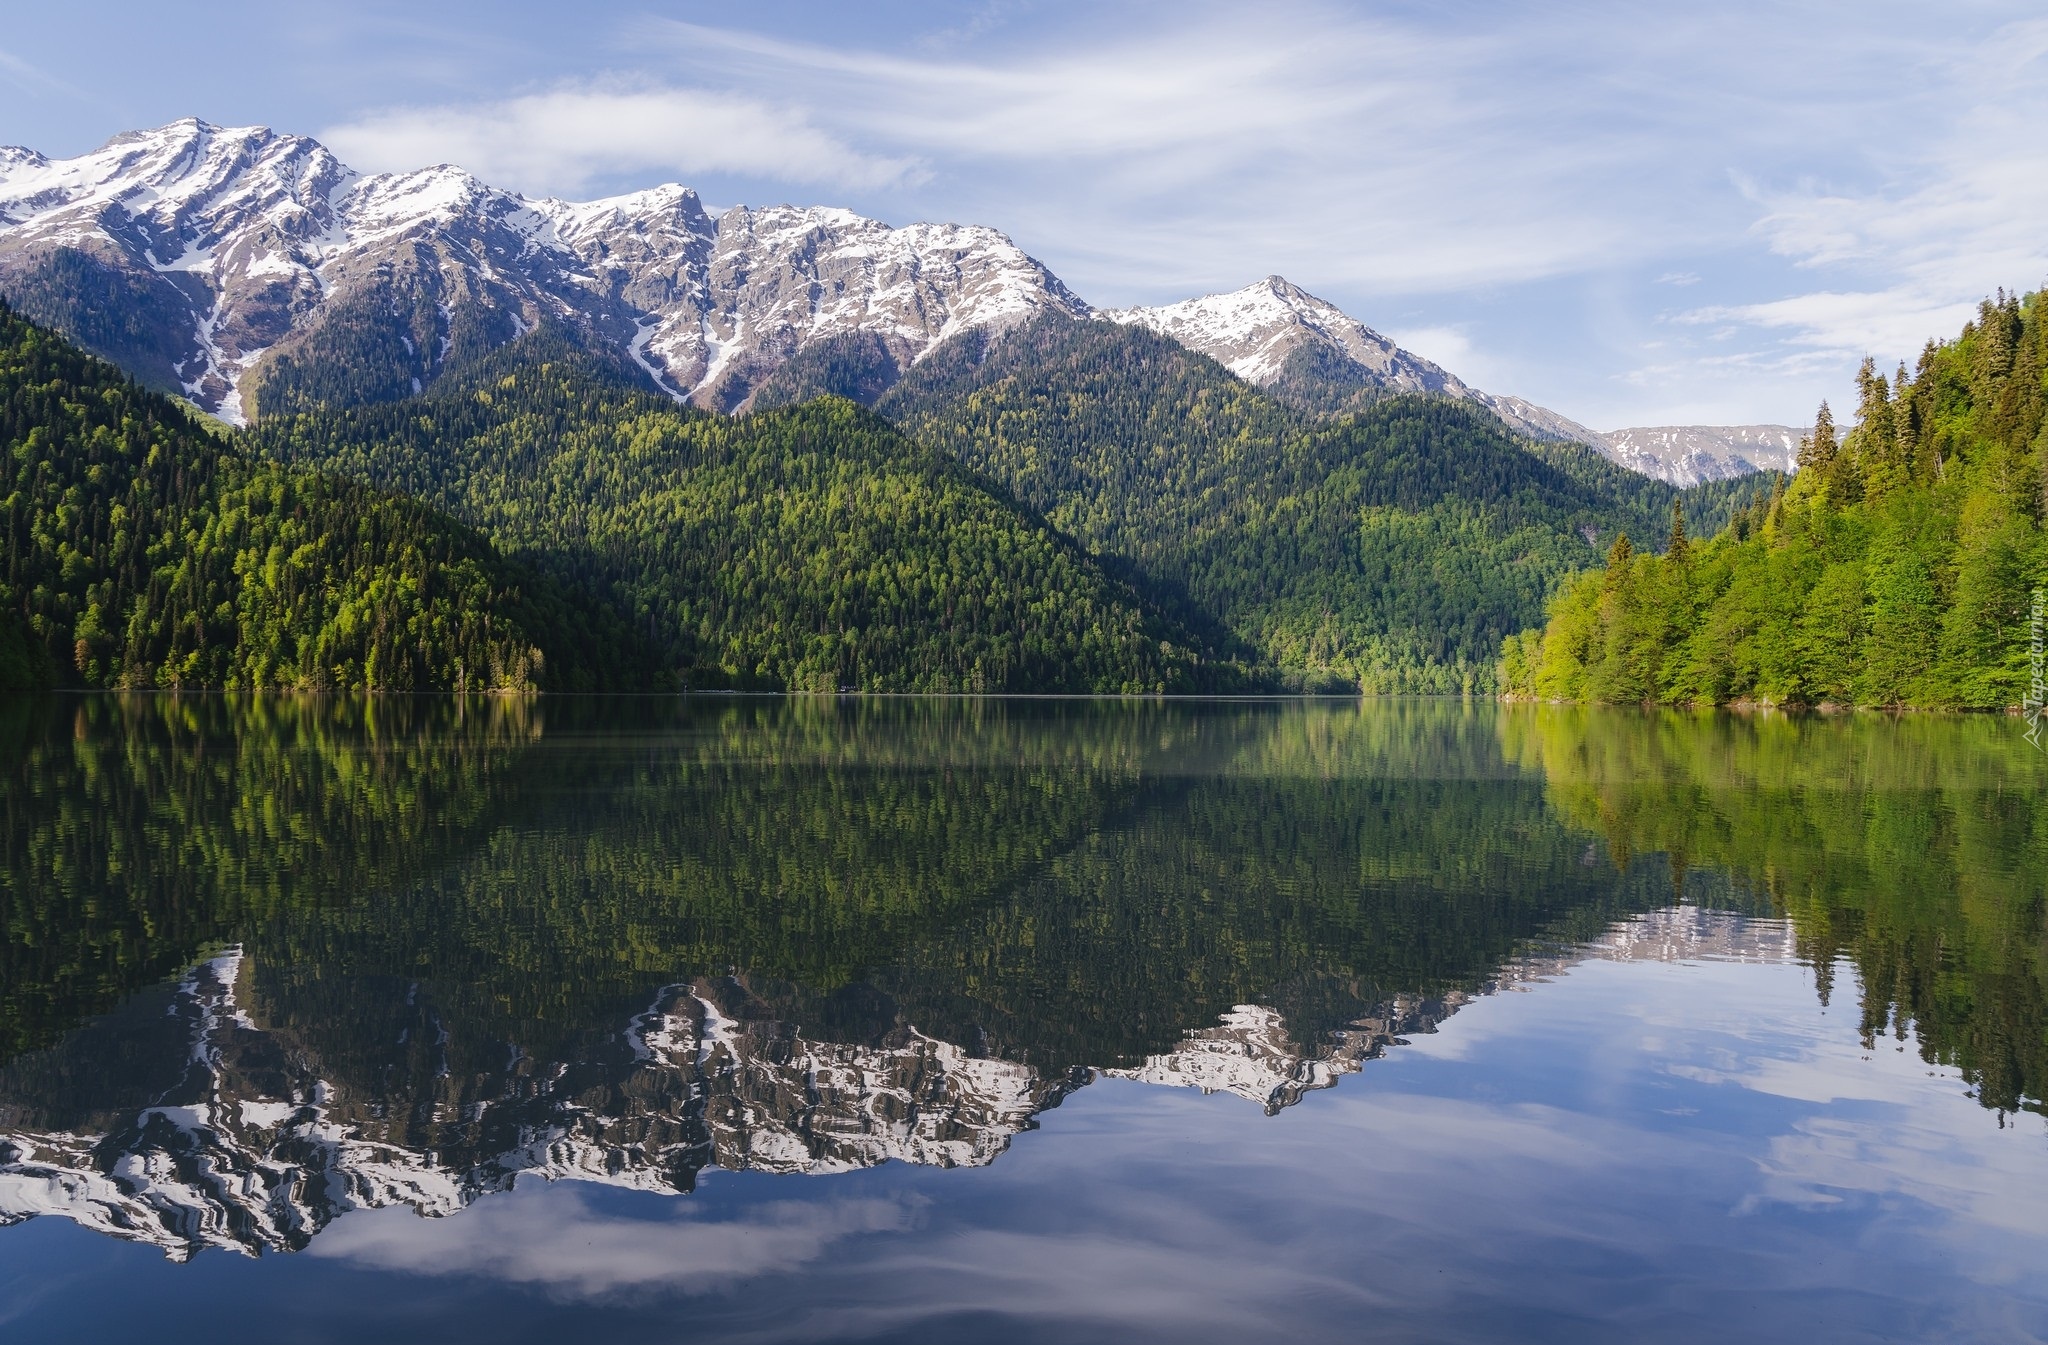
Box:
1501;289;2047;708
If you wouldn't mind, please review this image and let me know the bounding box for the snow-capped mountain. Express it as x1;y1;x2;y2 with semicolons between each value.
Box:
1598;424;1804;486
0;908;1795;1260
1101;278;1810;485
0;119;1791;485
1103;276;1608;448
1102;276;1456;391
0;119;1087;423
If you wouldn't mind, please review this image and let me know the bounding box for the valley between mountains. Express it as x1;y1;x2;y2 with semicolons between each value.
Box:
0;118;1798;695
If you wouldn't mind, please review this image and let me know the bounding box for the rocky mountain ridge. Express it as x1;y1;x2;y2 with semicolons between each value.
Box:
0;119;1788;483
0;119;1089;422
1102;276;1608;446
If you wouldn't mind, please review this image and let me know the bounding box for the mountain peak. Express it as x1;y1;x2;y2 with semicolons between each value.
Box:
0;120;1094;421
1100;279;1626;450
0;117;1757;486
1102;277;1447;391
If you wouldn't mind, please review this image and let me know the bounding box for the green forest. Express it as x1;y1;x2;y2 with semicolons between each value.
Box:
0;301;642;693
1503;288;2048;707
883;316;1767;692
251;336;1244;694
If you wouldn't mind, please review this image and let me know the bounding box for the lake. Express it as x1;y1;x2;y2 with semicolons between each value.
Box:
1;696;2044;1343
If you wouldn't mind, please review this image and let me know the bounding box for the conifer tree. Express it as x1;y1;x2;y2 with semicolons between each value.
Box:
1665;502;1689;565
1853;358;1900;497
1796;401;1837;474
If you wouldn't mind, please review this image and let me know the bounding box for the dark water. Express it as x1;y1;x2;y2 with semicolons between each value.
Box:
1;696;2044;1343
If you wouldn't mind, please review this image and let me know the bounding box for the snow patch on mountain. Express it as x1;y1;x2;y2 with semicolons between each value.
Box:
1597;424;1804;486
1104;276;1611;449
0;119;1794;485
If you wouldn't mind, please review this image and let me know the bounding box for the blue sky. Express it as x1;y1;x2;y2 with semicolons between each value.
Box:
3;1;2044;430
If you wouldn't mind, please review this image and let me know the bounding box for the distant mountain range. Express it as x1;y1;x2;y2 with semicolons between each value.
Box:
0;119;1789;485
1598;424;1806;483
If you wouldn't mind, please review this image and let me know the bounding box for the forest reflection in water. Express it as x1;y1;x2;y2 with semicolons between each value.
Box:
0;694;2042;1271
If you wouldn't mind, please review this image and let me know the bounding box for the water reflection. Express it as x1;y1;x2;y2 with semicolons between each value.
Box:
0;696;2041;1270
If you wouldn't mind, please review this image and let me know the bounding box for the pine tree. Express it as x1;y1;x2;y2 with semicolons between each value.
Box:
1665;501;1689;566
1854;358;1901;497
1797;401;1837;474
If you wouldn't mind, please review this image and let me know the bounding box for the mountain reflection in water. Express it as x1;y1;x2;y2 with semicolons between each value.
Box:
0;696;2042;1270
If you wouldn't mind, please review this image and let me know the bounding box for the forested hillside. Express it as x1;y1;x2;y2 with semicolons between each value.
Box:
882;316;1763;693
0;303;637;692
1503;289;2047;707
253;335;1247;693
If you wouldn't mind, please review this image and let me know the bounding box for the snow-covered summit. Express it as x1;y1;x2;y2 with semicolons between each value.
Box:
0;120;1088;421
1104;275;1458;392
1104;276;1610;449
0;119;1786;484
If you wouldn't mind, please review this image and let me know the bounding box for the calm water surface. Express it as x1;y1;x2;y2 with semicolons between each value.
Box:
0;696;2043;1343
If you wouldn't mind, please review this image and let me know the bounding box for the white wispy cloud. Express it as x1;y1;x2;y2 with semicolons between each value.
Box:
1669;16;2048;372
0;44;83;99
313;1191;918;1300
630;8;1671;297
321;81;923;196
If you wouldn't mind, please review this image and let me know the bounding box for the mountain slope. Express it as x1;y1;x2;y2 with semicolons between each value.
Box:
0;120;1088;424
0;303;641;691
1597;424;1805;485
252;333;1249;692
879;315;1759;691
1103;276;1607;446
